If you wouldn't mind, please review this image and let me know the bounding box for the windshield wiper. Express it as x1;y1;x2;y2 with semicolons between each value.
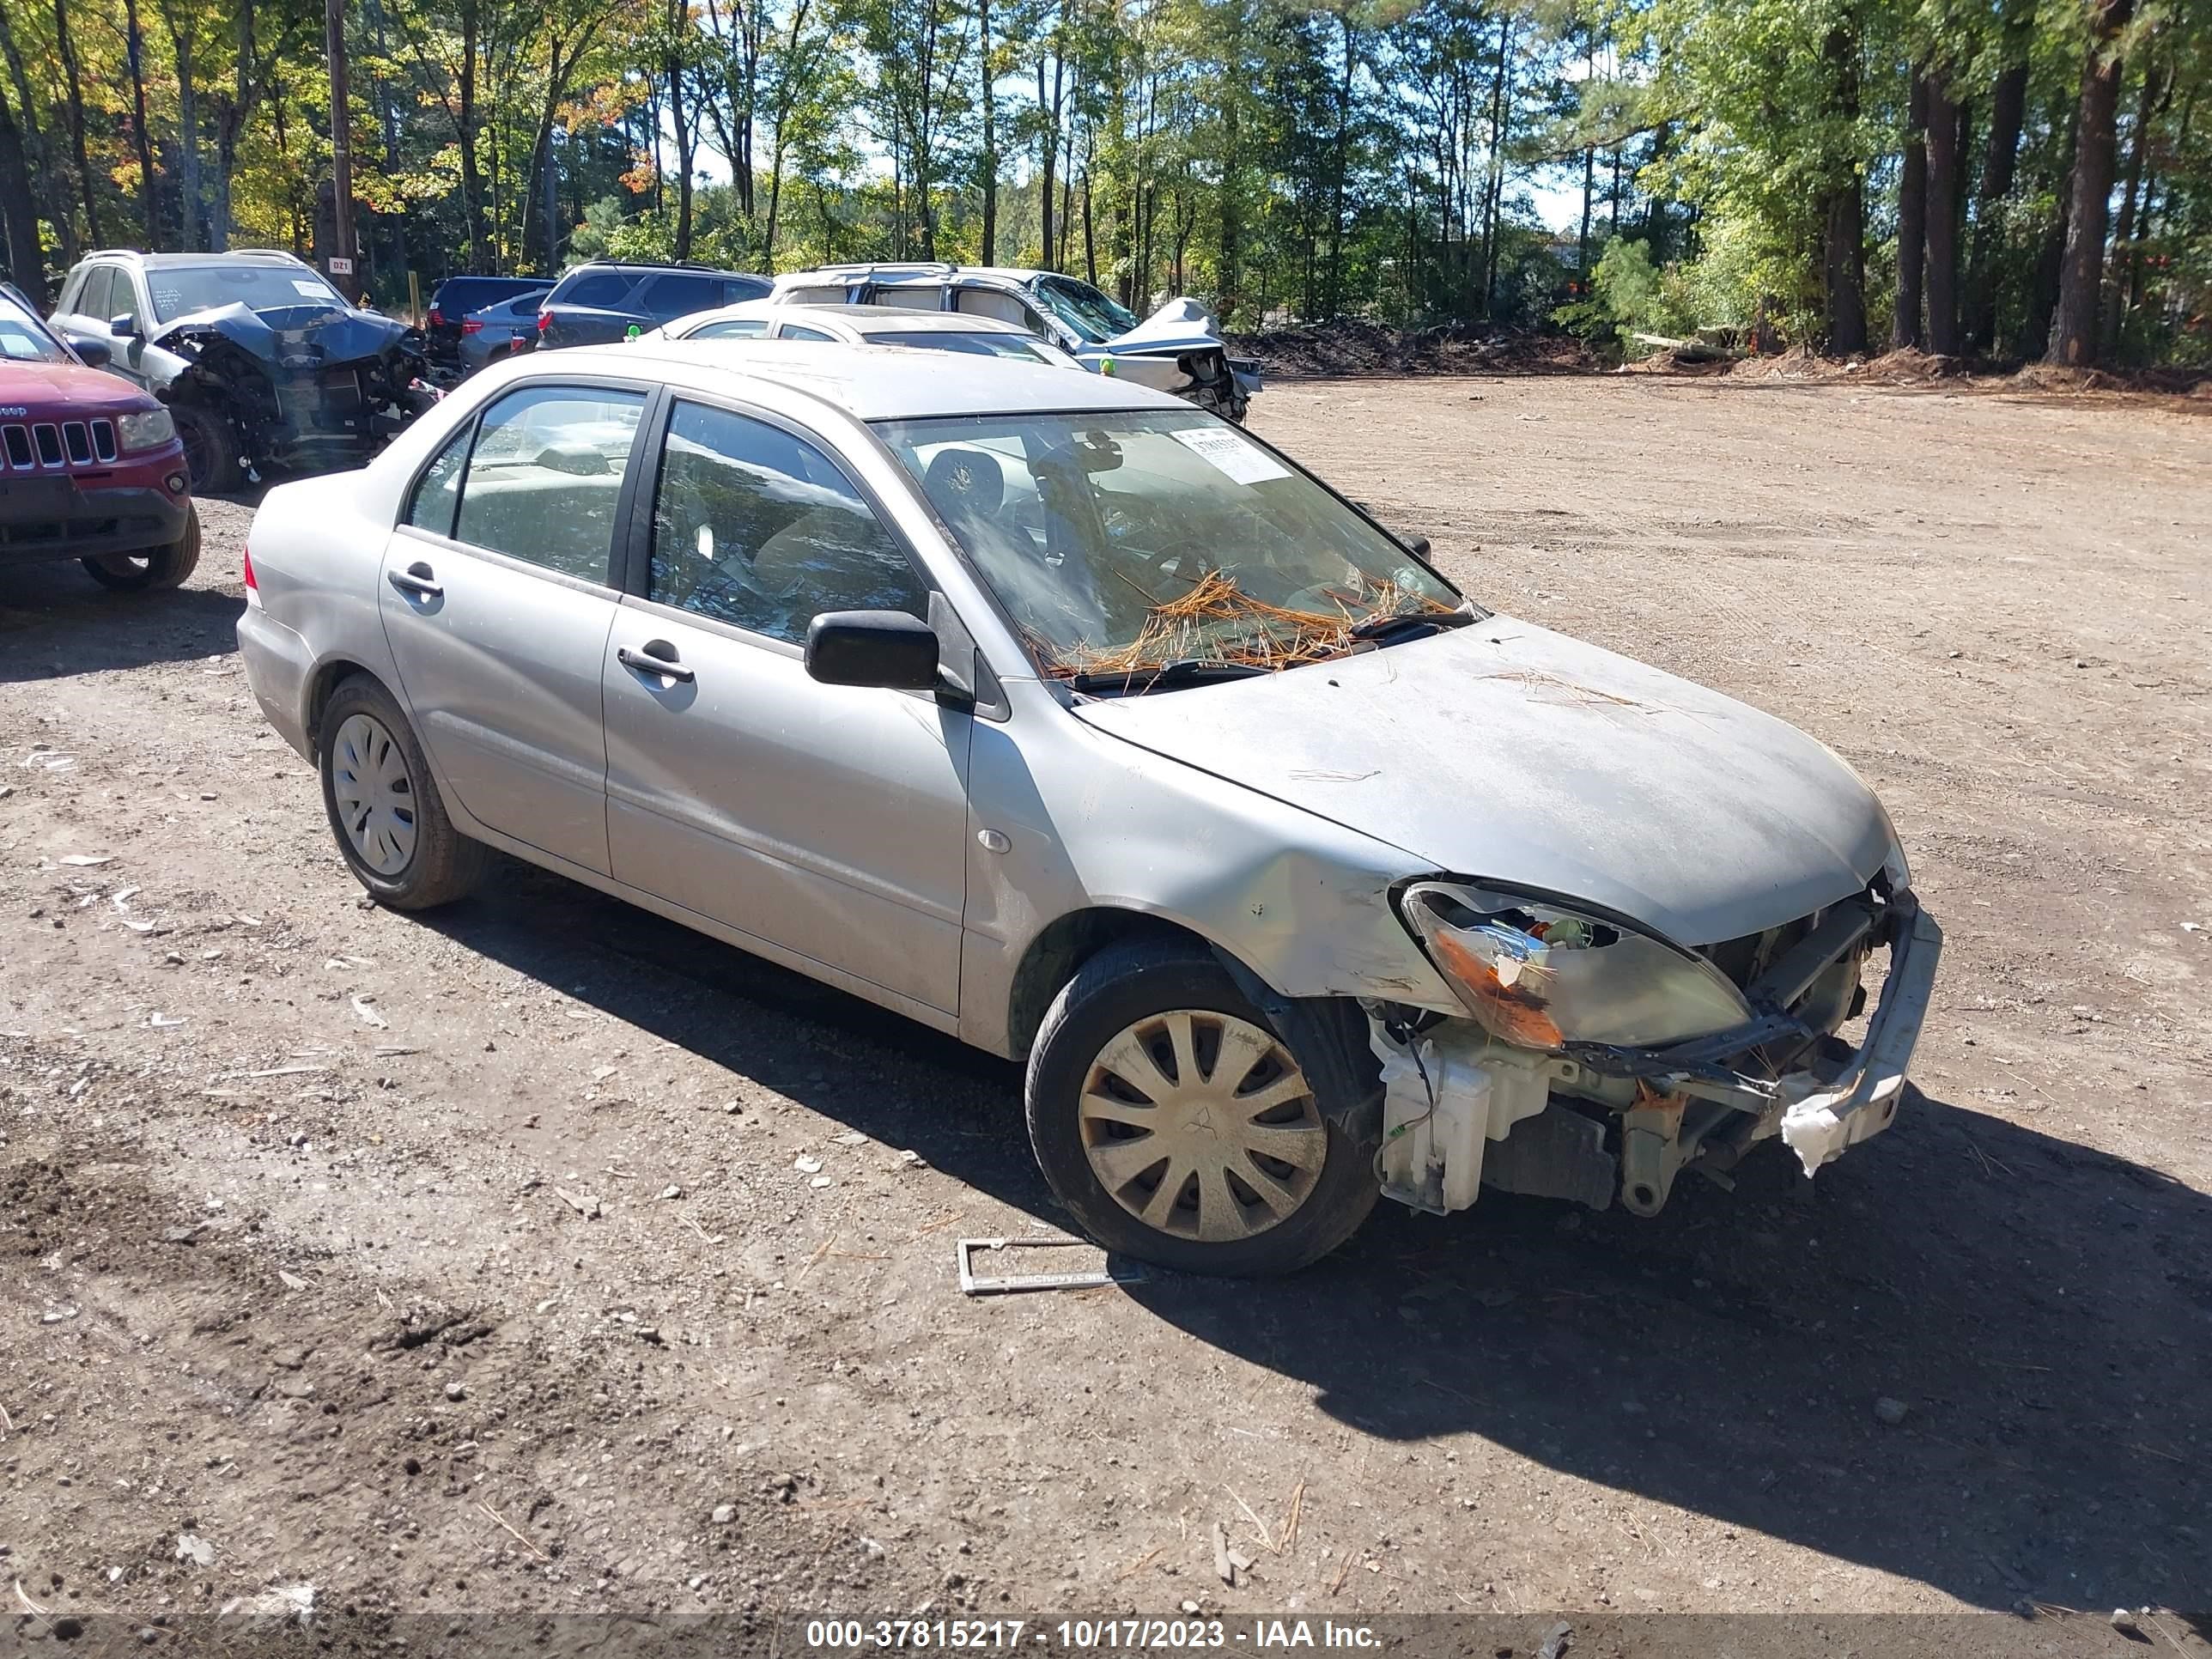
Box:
1067;659;1270;696
1348;608;1475;645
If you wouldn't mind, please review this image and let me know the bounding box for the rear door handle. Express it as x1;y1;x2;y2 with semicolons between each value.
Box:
618;642;696;684
388;562;442;599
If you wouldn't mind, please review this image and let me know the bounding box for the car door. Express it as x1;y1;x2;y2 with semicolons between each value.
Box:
602;396;970;1014
378;379;650;876
57;265;136;383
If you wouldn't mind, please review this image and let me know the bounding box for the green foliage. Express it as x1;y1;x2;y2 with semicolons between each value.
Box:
0;0;2204;361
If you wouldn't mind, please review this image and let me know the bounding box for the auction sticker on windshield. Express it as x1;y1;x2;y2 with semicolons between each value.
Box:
1170;424;1290;486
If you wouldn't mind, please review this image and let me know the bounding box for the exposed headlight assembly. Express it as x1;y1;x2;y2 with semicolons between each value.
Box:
117;408;176;451
1398;880;1752;1051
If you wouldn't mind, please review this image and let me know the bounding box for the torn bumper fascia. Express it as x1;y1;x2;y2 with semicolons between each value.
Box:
1575;894;1942;1179
1771;900;1942;1175
1364;893;1942;1213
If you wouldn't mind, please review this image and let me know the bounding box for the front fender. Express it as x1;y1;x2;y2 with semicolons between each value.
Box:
957;678;1456;1056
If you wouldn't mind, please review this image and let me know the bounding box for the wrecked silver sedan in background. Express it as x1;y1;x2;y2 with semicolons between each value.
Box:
768;263;1260;421
236;343;1936;1278
51;249;440;491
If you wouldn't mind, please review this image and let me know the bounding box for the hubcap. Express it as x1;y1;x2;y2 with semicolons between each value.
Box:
1079;1010;1327;1243
331;713;417;875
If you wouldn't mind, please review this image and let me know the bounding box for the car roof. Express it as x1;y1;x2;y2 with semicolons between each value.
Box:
592;338;1183;421
687;301;1033;337
90;250;313;270
561;260;764;280
779;264;1050;287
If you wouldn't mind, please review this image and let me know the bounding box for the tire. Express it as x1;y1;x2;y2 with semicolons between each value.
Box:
173;403;242;494
82;504;203;592
1024;937;1381;1276
317;674;486;910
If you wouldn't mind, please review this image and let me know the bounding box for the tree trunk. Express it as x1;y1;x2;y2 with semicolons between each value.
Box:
1924;70;1964;355
1322;10;1355;319
1820;22;1867;355
976;0;995;263
2046;0;2133;364
1038;54;1060;266
0;88;47;304
1894;70;1928;349
458;0;489;270
54;0;103;246
1080;165;1095;285
166;6;202;248
0;3;68;272
1478;10;1513;319
1214;8;1242;320
123;0;161;247
1966;5;2033;354
2101;60;2163;359
666;20;695;260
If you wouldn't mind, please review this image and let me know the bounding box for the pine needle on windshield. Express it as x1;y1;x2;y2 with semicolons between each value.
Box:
1042;570;1451;680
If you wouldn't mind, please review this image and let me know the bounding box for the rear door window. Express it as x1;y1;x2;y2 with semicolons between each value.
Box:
556;270;635;308
866;285;947;312
76;266;116;324
640;274;726;318
450;384;647;585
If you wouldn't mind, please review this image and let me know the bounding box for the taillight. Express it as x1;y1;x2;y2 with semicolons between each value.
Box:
242;545;259;605
536;310;551;332
461;319;483;334
427;307;444;327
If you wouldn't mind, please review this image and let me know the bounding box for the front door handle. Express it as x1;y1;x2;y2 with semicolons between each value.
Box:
388;562;442;599
618;642;696;684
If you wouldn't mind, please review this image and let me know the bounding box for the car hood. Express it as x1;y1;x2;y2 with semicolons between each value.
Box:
1087;296;1231;358
152;301;416;368
1069;617;1894;947
0;359;158;410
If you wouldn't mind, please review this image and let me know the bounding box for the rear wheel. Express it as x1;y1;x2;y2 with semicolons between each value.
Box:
318;675;485;909
82;505;203;592
173;403;242;494
1024;939;1380;1276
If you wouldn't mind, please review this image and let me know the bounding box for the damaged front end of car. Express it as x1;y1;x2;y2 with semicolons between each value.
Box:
1078;298;1261;422
148;302;442;483
1364;866;1942;1219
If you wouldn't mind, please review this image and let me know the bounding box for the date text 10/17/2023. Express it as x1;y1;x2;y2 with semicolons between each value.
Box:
802;1619;1383;1650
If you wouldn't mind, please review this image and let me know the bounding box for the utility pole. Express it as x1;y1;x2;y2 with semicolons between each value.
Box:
325;0;357;300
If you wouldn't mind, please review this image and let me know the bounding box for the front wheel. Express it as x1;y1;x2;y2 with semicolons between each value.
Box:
1024;939;1380;1276
173;404;242;494
82;505;203;592
318;674;486;909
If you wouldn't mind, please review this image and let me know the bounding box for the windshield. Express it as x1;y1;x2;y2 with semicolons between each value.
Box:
1030;276;1139;343
874;330;1050;362
0;290;70;362
874;409;1466;684
149;264;349;322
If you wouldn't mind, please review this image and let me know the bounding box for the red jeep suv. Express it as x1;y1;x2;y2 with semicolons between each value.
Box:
0;281;199;591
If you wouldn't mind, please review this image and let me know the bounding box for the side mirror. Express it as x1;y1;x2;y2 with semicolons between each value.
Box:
64;332;112;368
107;313;142;340
805;610;941;691
1405;534;1432;556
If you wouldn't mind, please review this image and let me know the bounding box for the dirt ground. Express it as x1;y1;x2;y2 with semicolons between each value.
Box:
3;374;2209;1653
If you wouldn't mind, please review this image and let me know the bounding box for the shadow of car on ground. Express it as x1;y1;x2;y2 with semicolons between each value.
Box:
413;845;2208;1621
0;563;245;683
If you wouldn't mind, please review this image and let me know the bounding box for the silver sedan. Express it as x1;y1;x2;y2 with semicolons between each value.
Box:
235;342;1939;1275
